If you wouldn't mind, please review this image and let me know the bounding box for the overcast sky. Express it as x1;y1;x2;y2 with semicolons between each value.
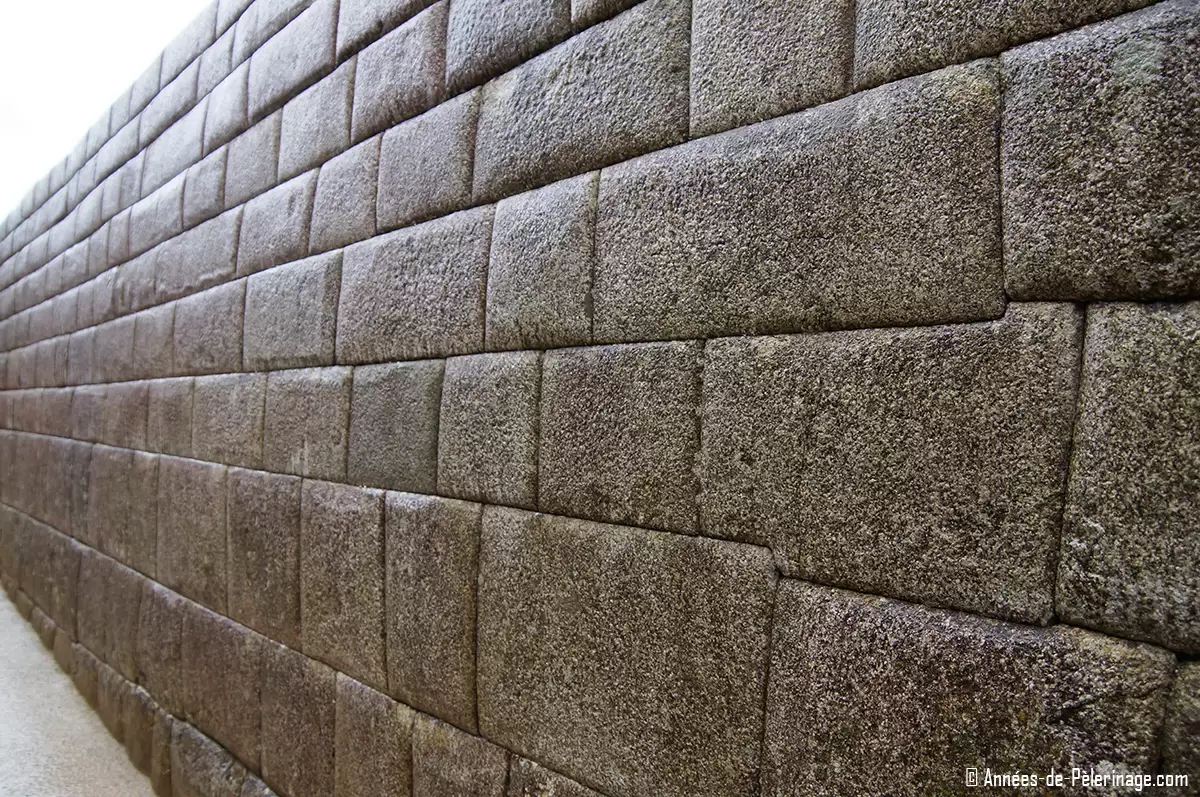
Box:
0;0;211;219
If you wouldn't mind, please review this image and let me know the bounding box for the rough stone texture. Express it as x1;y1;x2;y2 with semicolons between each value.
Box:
122;683;157;774
243;252;341;370
280;58;355;180
691;0;853;136
261;642;336;797
170;721;248;797
334;674;415;797
385;493;480;731
262;366;352;480
192;373;267;469
77;548;143;681
310;136;379;253
337;207;490;363
141;101;208;199
150;706;173;796
763;581;1176;797
224;111;281;209
473;0;689;202
540;341;700;534
132;303;175;380
300;480;386;690
478;508;776;797
205;63;251;154
486;173;594;351
506;757;606;797
237;170;317;277
137;580;187;717
173;280;246;375
446;0;570;94
337;0;440;58
1003;2;1200;300
232;0;313;66
156;209;241;303
412;714;509;797
1058;302;1200;652
438;352;539;509
595;60;1004;343
248;0;339;121
97;661;130;742
147;377;194;458
351;5;445;143
156;456;229;613
346;360;443;492
1162;663;1200;788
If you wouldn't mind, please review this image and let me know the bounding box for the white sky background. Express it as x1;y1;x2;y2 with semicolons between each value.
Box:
0;0;212;218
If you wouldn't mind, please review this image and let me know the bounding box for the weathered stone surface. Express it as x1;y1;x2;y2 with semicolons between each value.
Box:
346;360;443;492
243;252;341;369
97;661;131;742
1003;2;1200;300
376;91;478;231
334;674;416;797
147;377;194;458
141;101;208;198
350;5;444;143
122;683;156;774
337;0;440;58
77;548;143;681
540;341;699;533
173;280;246;375
261;642;336;797
595;60;1004;343
137;580;187;717
473;0;689;202
113;251;159;317
100;381;150;451
141;60;200;148
183;147;228;229
133;303;175;380
161;3;218;85
171;721;248;797
224;111;281;209
232;0;313;65
205;62;251;154
310;136;379;253
200;25;237;97
691;0;853;136
263;367;351;480
30;605;54;649
237;170;317;276
240;775;278;797
1162;663;1200;786
280;58;354;180
88;447;157;576
248;0;339;121
763;581;1176;796
438;352;539;509
92;317;134;384
412;714;508;797
156;209;241;303
385;493;481;730
446;0;569;94
486;173;594;351
1059;302;1200;652
156;457;229;613
73;642;101;708
192;373;267;469
67;329;94;385
506;757;606;797
150;705;173;796
478;508;776;797
300;481;386;689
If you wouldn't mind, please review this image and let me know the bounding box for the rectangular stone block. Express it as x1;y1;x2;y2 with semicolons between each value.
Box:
478;508;776;797
263;367;351;480
232;0;315;65
141;100;208;199
87;444;133;558
261;642;336;797
350;5;445;143
98;661;131;742
1163;663;1199;787
438;352;539;509
133;303;175;380
193;373;267;469
595;60;1004;343
337;207;490;363
473;0;689;202
248;0;338;122
140;60;200;148
147;377;194;457
137;580;187;717
506;758;605;797
77;549;143;681
763;581;1176;796
300;480;386;689
93;316;135;384
225;111;281;209
243;252;341;370
100;381;149;450
310;137;379;253
72;385;105;443
1002;2;1200;300
702;303;1081;624
183;147;228;229
171;721;248;797
412;714;508;797
346;360;442;492
123;683;157;774
173;279;246;375
204;62;251;154
157;456;229;613
280;58;354;180
113;251;159;316
337;0;439;58
156;209;241;303
237;171;317;276
447;0;569;95
199;25;236;97
150;705;173;796
376;90;477;231
73;642;101;708
1059;302;1200;652
334;674;415;797
385;493;481;730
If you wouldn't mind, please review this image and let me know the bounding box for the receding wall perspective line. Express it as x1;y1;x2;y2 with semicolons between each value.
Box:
0;0;1198;796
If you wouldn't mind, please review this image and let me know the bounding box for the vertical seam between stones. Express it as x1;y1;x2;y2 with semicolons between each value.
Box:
472;503;484;735
754;575;781;797
585;171;599;344
531;351;542;513
481;208;495;352
844;0;860;95
1048;303;1089;626
692;339;705;535
997;56;1009;305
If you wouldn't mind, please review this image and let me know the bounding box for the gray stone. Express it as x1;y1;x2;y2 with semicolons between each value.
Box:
141;60;201;148
310;137;379;253
261;642;336;797
101;381;150;450
133;303;175;380
334;674;415;797
243;252;341;370
87;445;133;559
92;316;135;384
141;100;208;199
1059;302;1200;652
218;0;256;36
170;721;248;797
130;54;162;116
1003;2;1200;300
199;25;237;97
478;508;776;797
506;758;605;797
156;456;229;613
412;714;508;797
156;208;241;303
337;0;439;58
224;111;281;209
113;251;159;316
76;549;143;681
346;360;443;492
237;170;317;276
232;0;315;66
72;643;101;708
473;0;689;202
279;58;354;180
262;367;351;480
486;173;594;351
385;493;481;731
136;579;187;717
193;373;267;469
97;661;131;742
130;175;185;257
107;208;132;265
540;341;700;533
240;775;278;797
150;706;173;796
161;3;218;85
204;63;251;154
594;60;1004;343
376;91;477;231
147;377;194;457
337;207;490;362
691;0;852;136
247;0;339;122
172;279;245;375
446;0;569;95
122;683;156;774
71;385;105;444
350;5;446;143
438;352;539;509
183;147;228;229
1162;663;1200;789
300;481;386;689
763;581;1176;797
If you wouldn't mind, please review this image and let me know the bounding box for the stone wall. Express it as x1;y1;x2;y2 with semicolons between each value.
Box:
0;0;1197;795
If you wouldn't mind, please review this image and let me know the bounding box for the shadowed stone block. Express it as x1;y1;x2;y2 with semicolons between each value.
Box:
334;674;415;797
90;449;157;577
702;303;1081;624
473;0;689;202
438;352;539;509
263;367;352;480
171;722;248;797
280;59;354;180
244;252;341;370
173;280;246;375
225;112;281;209
413;714;508;797
595;60;1004;343
133;304;175;380
53;627;74;673
351;5;445;143
151;707;173;796
100;381;149;450
73;642;101;708
337;0;439;57
77;549;143;681
540;341;700;533
98;661;131;742
1163;663;1200;784
261;642;336;797
156;209;241;303
447;0;570;94
227;468;302;648
193;374;267;469
238;170;317;277
1003;2;1200;300
347;361;443;492
385;493;481;730
185;144;229;226
148;377;194;458
137;580;186;717
157;457;229;613
300;481;386;689
478;508;776;797
1059;302;1200;652
311;137;379;253
205;63;250;154
123;683;156;774
248;0;339;121
763;582;1176;796
506;758;605;797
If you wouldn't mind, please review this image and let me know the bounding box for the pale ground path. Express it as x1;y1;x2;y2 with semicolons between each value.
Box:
0;596;154;796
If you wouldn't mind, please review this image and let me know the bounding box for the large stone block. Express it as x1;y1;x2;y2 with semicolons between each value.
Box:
150;705;173;796
243;252;341;370
137;580;187;717
346;360;443;492
225;111;281;209
99;381;150;450
133;304;175;380
157;457;229;613
161;3;218;85
385;493;481;730
280;58;354;180
540;341;700;533
261;642;336;797
473;0;689;202
595;60;1004;343
1162;663;1200;789
232;0;313;65
98;661;132;742
412;714;508;797
1003;2;1200;300
173;280;246;375
72;642;101;708
763;581;1176;796
310;136;379;253
77;549;143;681
337;0;439;57
183;147;229;230
141;101;208;199
350;5;445;143
337;207;490;362
192;373;267;469
122;683;157;775
93;316;135;384
300;481;386;689
478;508;776;797
156;209;241;303
171;721;248;797
237;171;318;277
200;25;237;97
147;377;195;458
334;674;415;797
141;60;200;148
506;758;606;797
262;367;351;480
248;0;339;121
204;62;251;154
1059;302;1200;652
446;0;569;94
